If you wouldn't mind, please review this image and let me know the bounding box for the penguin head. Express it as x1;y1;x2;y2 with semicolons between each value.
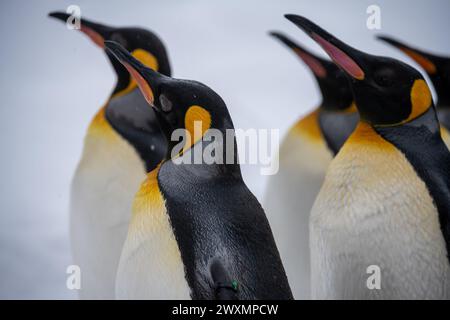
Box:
48;12;171;92
377;36;450;109
269;31;354;112
104;40;234;154
285;15;434;127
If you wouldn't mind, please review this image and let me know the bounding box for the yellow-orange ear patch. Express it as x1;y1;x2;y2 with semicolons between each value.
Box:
402;48;437;74
123;62;154;105
408;79;432;122
131;49;159;72
184;105;211;150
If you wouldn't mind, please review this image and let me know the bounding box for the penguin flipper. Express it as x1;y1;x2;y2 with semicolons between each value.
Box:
210;259;238;300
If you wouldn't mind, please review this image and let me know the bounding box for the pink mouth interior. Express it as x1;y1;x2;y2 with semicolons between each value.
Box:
312;33;365;80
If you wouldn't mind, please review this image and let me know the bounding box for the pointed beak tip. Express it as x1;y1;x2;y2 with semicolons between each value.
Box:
376;35;403;49
284;14;300;27
376;35;398;46
268;31;282;39
268;32;299;50
48;11;68;22
284;14;305;25
283;14;297;21
376;35;389;42
284;14;320;38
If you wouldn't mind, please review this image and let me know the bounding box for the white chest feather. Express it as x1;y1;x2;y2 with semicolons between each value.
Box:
264;109;332;299
115;169;191;300
70;123;146;299
310;122;450;299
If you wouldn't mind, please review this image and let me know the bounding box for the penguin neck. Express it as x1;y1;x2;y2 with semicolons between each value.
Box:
317;104;359;155
319;98;339;112
350;107;440;146
437;107;450;131
107;52;133;97
436;98;450;112
319;100;357;114
163;118;242;178
102;53;167;173
104;88;167;173
430;73;450;109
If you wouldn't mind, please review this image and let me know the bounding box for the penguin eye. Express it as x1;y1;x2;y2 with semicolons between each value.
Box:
159;94;173;113
374;69;395;87
375;75;393;87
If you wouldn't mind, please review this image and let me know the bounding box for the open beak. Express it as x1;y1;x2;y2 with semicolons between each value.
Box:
48;11;113;48
269;31;329;78
377;35;438;74
284;14;368;81
105;40;163;105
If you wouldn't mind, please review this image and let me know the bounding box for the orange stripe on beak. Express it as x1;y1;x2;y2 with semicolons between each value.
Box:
80;25;105;48
312;33;365;80
123;62;154;105
401;48;437;74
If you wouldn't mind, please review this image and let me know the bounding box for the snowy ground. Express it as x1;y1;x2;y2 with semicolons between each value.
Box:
0;0;449;299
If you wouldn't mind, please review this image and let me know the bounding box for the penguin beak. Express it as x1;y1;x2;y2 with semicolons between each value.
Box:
284;14;368;81
105;40;161;106
48;11;113;48
376;35;438;74
269;31;328;78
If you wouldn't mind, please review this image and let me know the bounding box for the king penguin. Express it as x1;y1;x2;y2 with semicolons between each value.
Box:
377;35;450;148
49;12;171;299
287;14;450;299
105;40;293;300
263;31;357;299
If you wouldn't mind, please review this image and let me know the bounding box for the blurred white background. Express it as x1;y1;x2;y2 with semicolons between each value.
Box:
0;0;449;299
